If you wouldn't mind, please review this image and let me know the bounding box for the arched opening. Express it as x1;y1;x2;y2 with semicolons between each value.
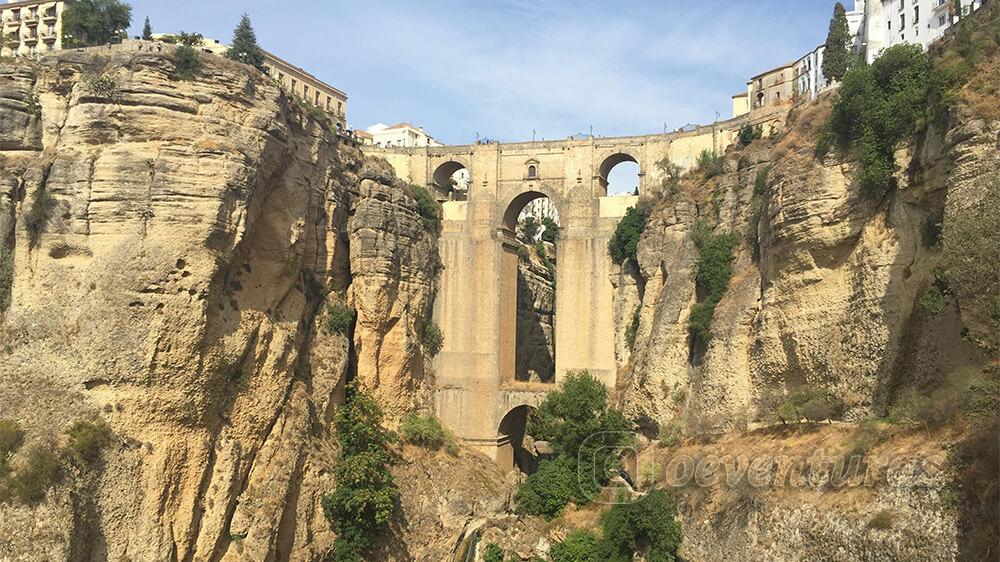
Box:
527;165;537;179
499;192;560;385
598;153;640;196
432;161;470;199
497;405;540;473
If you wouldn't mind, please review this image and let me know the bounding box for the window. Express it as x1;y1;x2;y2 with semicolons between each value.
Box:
278;72;284;82
527;165;537;178
326;96;331;110
337;101;343;115
291;78;297;94
303;85;309;99
315;91;320;104
914;6;919;24
900;14;905;28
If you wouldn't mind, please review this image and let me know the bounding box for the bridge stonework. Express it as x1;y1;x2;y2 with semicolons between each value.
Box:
363;117;770;467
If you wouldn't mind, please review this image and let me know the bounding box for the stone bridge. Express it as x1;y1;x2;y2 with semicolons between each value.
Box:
363;114;776;468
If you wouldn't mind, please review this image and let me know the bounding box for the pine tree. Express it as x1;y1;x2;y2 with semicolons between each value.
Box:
142;17;152;40
225;14;266;73
952;0;963;22
822;2;851;83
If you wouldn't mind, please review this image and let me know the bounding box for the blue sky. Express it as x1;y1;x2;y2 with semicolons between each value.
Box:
127;0;839;146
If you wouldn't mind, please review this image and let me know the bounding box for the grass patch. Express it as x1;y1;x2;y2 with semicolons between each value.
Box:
0;246;12;313
399;413;459;455
325;301;355;336
65;419;111;464
0;419;25;476
7;445;61;504
775;385;844;424
625;305;640;351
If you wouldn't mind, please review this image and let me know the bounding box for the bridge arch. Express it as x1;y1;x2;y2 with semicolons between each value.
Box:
497;404;537;473
598;152;641;196
431;160;470;198
501;189;562;233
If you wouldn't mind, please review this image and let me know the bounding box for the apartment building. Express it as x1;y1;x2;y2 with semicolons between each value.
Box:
1;0;65;57
861;0;985;63
367;122;442;148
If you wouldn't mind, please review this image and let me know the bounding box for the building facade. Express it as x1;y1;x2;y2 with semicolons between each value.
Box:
861;0;985;63
1;0;65;57
795;45;827;100
747;62;797;112
367;122;443;148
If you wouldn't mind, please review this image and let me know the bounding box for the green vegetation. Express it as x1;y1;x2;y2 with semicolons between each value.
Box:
520;216;539;241
515;372;632;519
172;43;204;81
325;301;355;336
541;216;560;243
746;165;772;262
411;185;441;234
399;413;458;455
695;149;724;178
422;320;444;358
737;123;762;147
84;74;121;102
846;419;888;459
226;14;266;73
657;420;682;448
62;0;132;48
915;276;951;318
549;490;683;562
688;222;739;350
820;44;931;195
625;305;641;351
142;16;153;40
65;420;111;463
322;382;399;562
483;543;506;562
822;2;851;82
7;445;61;504
775;385;844;424
608;206;648;265
0;246;12;313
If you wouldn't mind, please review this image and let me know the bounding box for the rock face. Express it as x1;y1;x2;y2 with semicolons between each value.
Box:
515;245;556;382
617;98;996;435
0;50;451;561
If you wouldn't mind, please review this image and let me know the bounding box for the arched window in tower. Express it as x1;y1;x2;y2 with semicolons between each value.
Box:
527;165;537;179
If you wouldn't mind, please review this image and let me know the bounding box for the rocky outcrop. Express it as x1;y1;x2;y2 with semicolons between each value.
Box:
516;244;555;383
617;97;996;435
0;50;445;560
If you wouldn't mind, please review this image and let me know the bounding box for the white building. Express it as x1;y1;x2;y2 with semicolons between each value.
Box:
860;0;985;63
795;46;827;100
367;122;442;148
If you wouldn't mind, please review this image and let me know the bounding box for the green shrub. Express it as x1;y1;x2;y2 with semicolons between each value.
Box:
847;419;887;459
325;301;355;335
608;206;648;265
305;104;332;131
84;74;120;102
8;445;61;504
65;419;111;463
737;123;762;147
173;44;203;80
671;387;686;405
551;530;602;562
483;543;506;562
513;455;577;519
516;372;633;516
517;244;530;262
689;222;739;349
541;216;560;243
520;216;539;241
775;385;843;424
599;489;683;562
399;413;458;454
322;382;399;562
696;149;724;178
422;320;444;358
915;283;949;318
658;420;682;448
625;305;641;351
823;44;931;195
888;382;967;427
411;185;441;233
0;246;12;313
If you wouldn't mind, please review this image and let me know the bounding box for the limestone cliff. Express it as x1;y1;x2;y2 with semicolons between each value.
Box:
0;49;463;561
516;243;555;383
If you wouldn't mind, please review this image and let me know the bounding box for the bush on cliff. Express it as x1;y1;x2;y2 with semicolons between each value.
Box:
65;419;111;464
515;372;632;518
422;320;444;358
399;413;458;455
696;150;724;178
322;382;399;562
173;42;204;81
820;44;931;195
0;420;25;476
608;206;648;265
411;185;441;234
0;246;13;313
688;222;739;351
775;385;844;424
7;445;61;504
325;301;355;336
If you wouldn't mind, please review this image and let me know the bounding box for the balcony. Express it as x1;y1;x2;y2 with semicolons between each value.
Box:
3;18;21;28
5;34;20;46
933;0;950;12
23;33;38;44
39;29;56;41
42;12;57;22
22;14;38;24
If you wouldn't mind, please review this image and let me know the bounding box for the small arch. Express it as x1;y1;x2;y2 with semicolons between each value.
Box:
527;165;537;179
497;405;538;473
432;161;470;196
598;153;640;196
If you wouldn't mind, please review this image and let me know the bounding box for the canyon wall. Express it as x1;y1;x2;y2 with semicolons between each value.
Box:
0;50;478;561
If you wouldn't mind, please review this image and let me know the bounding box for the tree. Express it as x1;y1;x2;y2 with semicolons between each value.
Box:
608;206;648;265
141;16;152;40
952;0;963;22
61;0;132;48
541;216;560;243
321;382;399;562
822;2;851;82
225;14;266;73
520;216;539;241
